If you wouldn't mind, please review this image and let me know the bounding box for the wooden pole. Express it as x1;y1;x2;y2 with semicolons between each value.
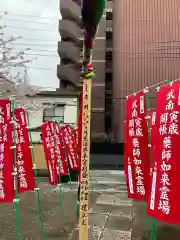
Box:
79;78;92;240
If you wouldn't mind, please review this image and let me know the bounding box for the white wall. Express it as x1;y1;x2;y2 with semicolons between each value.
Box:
25;95;78;143
64;105;77;124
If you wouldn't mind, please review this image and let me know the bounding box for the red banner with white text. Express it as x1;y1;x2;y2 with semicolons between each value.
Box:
15;108;35;193
74;128;79;148
125;92;150;201
124;120;128;177
0;100;12;125
61;125;78;171
0;123;14;202
149;109;157;172
147;81;180;224
53;122;69;176
41;122;59;185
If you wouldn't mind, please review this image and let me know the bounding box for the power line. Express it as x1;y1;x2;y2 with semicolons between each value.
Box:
0;50;58;57
3;17;58;25
5;42;57;47
6;25;55;32
0;11;60;20
29;67;57;71
3;36;58;42
0;46;57;53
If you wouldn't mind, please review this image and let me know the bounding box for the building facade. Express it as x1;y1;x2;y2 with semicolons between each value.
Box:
27;90;79;143
58;0;108;142
113;0;180;142
59;0;180;144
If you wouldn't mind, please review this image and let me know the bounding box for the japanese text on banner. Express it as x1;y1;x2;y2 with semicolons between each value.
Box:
0;123;14;202
79;81;90;229
61;125;78;170
147;81;180;224
125;92;150;201
14;109;35;193
41;122;58;185
53;122;69;176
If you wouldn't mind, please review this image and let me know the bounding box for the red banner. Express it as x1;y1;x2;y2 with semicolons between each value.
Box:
61;125;78;171
53;122;69;176
41;122;58;185
149;109;156;149
14;108;35;193
74;127;79;148
0;123;14;202
124;120;128;177
0;100;12;125
14;107;27;127
147;81;180;224
125;92;150;201
149;109;157;173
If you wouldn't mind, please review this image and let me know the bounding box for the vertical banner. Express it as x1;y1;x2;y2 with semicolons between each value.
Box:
74;127;79;147
0;100;14;202
61;125;78;170
149;109;156;149
14;108;35;193
41;122;58;185
149;109;157;171
125;92;150;201
147;81;180;224
0;123;14;202
79;79;91;240
0;100;12;124
53;122;69;176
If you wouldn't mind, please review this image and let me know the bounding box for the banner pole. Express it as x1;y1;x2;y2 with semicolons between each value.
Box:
11;97;21;240
79;78;92;240
58;121;78;216
26;111;47;239
144;88;157;240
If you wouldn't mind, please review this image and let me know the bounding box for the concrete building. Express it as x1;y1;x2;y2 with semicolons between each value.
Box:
27;90;79;143
59;0;180;146
58;0;108;142
113;0;180;142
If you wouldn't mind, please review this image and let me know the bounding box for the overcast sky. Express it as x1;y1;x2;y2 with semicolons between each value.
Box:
0;0;61;90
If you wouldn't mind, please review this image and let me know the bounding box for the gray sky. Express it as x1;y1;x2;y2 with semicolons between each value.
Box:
0;0;61;90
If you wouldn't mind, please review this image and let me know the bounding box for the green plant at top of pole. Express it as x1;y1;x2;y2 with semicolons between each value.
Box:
52;119;65;221
11;97;21;240
26;111;46;240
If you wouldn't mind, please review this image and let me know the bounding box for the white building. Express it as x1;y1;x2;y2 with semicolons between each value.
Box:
26;89;80;143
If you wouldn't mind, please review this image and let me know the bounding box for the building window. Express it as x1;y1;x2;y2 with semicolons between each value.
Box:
106;30;113;40
43;105;64;122
106;11;113;20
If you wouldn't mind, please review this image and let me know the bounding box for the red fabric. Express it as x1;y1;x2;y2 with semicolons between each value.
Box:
149;109;157;169
61;125;78;170
14;107;27;127
74;128;79;147
41;122;59;185
53;122;69;176
0;123;14;202
124;120;128;177
125;92;150;201
147;81;180;224
0;100;12;125
14;108;35;193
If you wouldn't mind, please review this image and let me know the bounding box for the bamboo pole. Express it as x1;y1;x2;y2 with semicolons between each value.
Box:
78;78;92;240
